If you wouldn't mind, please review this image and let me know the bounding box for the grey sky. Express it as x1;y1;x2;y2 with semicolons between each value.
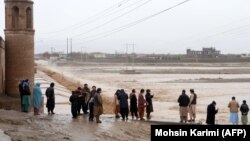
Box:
1;0;250;54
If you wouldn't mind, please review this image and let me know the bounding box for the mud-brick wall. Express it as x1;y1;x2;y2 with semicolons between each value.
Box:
0;37;5;95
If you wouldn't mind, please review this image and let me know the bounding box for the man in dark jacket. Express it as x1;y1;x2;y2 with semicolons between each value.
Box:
119;89;129;120
177;90;190;123
240;100;249;125
206;101;218;125
69;91;78;118
18;80;24;112
77;87;83;115
46;83;55;114
145;89;154;120
130;89;138;120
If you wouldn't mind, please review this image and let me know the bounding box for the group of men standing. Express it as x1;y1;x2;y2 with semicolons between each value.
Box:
177;89;249;125
206;97;249;125
177;89;197;123
69;84;103;123
228;97;249;125
18;80;249;125
113;89;154;121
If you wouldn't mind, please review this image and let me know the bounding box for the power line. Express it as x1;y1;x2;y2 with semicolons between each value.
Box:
38;9;250;47
37;0;151;44
75;0;191;43
38;0;149;42
221;23;250;34
70;0;147;32
173;22;250;47
72;0;152;38
163;16;250;48
40;0;131;35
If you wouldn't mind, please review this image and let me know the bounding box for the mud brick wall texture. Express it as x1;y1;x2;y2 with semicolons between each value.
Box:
0;37;5;95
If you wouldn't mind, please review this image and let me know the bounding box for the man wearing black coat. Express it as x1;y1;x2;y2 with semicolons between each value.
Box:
130;89;138;120
70;91;79;118
145;89;154;120
177;90;190;123
119;89;129;120
240;100;249;125
46;83;55;114
206;101;218;125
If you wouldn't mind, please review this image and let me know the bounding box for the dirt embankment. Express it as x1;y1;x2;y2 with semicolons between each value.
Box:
38;67;114;114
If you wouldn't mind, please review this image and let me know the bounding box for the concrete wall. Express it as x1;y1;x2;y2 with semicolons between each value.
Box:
0;37;5;95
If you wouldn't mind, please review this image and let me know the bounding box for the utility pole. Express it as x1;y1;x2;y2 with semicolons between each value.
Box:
125;44;129;70
131;43;136;69
125;43;136;69
70;38;72;60
51;47;53;54
50;47;55;64
81;47;86;62
85;47;87;62
50;47;55;54
66;38;68;59
81;47;83;61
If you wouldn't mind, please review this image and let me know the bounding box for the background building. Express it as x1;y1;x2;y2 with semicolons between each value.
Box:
187;47;221;58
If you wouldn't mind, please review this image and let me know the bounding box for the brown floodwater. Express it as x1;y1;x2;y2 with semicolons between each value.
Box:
36;61;250;124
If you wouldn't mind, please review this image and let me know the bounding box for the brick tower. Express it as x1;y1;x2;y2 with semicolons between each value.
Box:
4;0;34;97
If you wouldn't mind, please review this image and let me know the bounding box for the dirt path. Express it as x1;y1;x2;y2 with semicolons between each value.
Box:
0;110;151;141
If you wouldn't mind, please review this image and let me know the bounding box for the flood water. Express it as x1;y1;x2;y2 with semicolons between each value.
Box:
36;61;250;124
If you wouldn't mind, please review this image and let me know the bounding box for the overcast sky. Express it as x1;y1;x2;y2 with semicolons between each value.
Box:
1;0;250;54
